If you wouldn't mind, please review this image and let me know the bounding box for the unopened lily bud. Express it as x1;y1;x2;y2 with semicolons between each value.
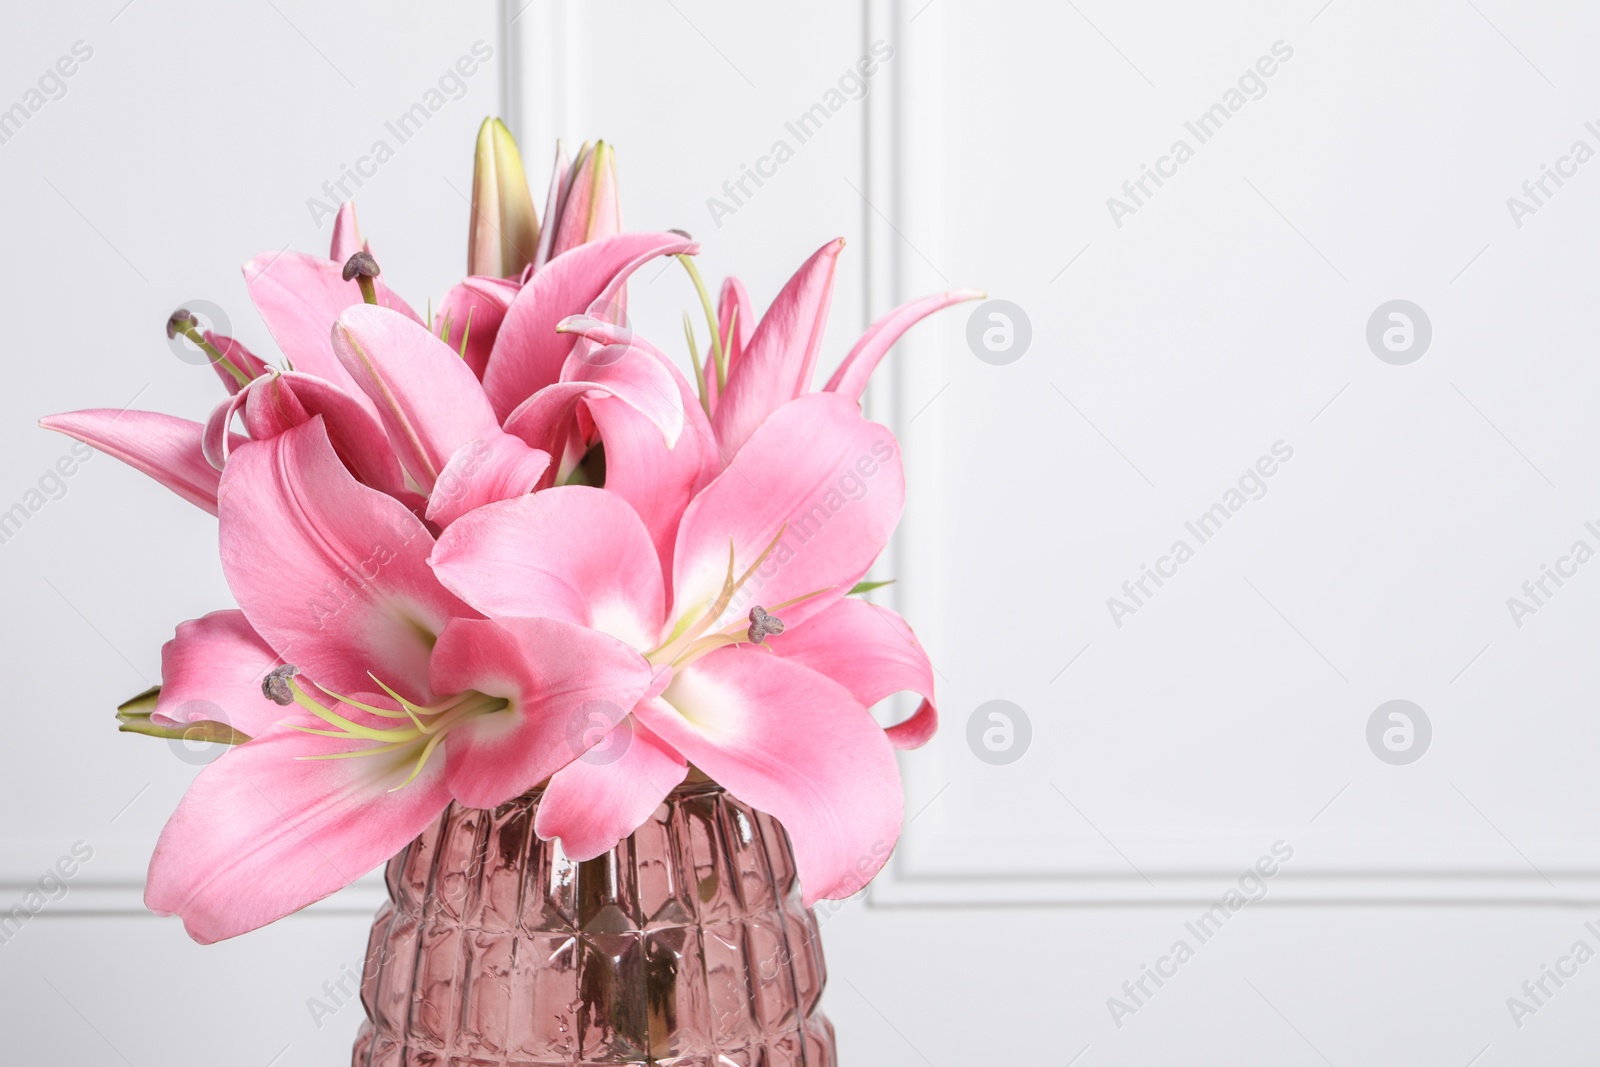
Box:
468;117;539;279
549;140;621;259
116;687;249;745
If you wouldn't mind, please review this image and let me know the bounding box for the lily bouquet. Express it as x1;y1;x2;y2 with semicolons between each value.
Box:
43;120;976;946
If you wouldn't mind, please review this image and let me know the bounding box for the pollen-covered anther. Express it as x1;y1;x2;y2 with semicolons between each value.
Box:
262;664;300;706
343;251;381;304
747;606;785;645
166;308;197;340
341;251;381;281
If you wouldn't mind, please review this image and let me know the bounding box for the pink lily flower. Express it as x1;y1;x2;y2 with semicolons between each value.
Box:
143;416;654;943
494;241;979;575
39;108;671;529
431;391;937;904
706;238;984;459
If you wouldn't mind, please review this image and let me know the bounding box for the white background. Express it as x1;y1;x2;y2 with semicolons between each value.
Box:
5;0;1600;1063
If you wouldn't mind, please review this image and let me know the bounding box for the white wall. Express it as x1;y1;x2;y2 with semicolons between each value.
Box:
7;1;1600;1063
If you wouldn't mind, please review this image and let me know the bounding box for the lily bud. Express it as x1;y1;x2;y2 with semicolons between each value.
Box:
116;687;249;745
468;117;539;279
549;140;621;259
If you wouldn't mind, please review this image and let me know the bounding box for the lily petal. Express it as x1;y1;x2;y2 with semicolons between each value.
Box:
771;598;937;749
144;716;451;944
331;304;501;493
824;288;985;401
672;393;903;630
481;232;697;420
435;275;520;380
531;140;573;271
40;409;225;515
153;610;289;738
557;314;685;448
201;392;251;472
424;432;550;528
243;250;420;406
635;649;903;905
219;418;471;701
500;380;614;485
242;370;407;497
329;201;367;265
550;141;622;259
534;711;687;860
706;275;754;413
712;239;842;459
561;319;717;583
430;616;653;809
431;485;664;652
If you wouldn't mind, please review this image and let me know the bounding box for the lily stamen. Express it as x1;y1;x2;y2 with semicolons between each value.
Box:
647;527;791;668
341;251;381;305
168;307;252;388
284;676;508;790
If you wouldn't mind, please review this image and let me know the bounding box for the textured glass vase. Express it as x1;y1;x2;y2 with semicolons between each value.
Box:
351;777;837;1065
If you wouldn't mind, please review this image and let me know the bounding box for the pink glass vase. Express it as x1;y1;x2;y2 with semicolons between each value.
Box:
351;777;838;1065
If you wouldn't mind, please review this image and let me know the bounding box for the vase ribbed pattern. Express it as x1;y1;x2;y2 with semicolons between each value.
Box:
351;779;837;1065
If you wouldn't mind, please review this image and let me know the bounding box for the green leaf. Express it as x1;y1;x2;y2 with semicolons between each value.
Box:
848;579;895;596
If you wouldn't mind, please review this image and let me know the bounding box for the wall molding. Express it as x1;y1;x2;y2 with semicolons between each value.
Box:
860;0;1600;908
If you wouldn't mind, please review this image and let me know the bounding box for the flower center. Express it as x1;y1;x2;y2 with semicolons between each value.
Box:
275;672;508;790
643;528;818;671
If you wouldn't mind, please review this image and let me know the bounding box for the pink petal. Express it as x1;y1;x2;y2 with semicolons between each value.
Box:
153;610;289;738
424;432;550;528
771;598;938;749
481;232;697;421
144;717;451;944
202;331;270;395
534;711;687;860
430;485;664;651
429;617;653;809
550;141;622;258
712;239;843;458
719;276;754;366
557;314;685;448
242;371;407;497
201;392;250;471
532;140;573;271
436;275;520;380
40;409;225;515
331;304;501;493
568;323;718;584
500;380;611;485
218;419;471;701
672;393;903;630
328;201;367;264
706;275;755;413
242;250;419;407
635;648;903;905
823;289;985;400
